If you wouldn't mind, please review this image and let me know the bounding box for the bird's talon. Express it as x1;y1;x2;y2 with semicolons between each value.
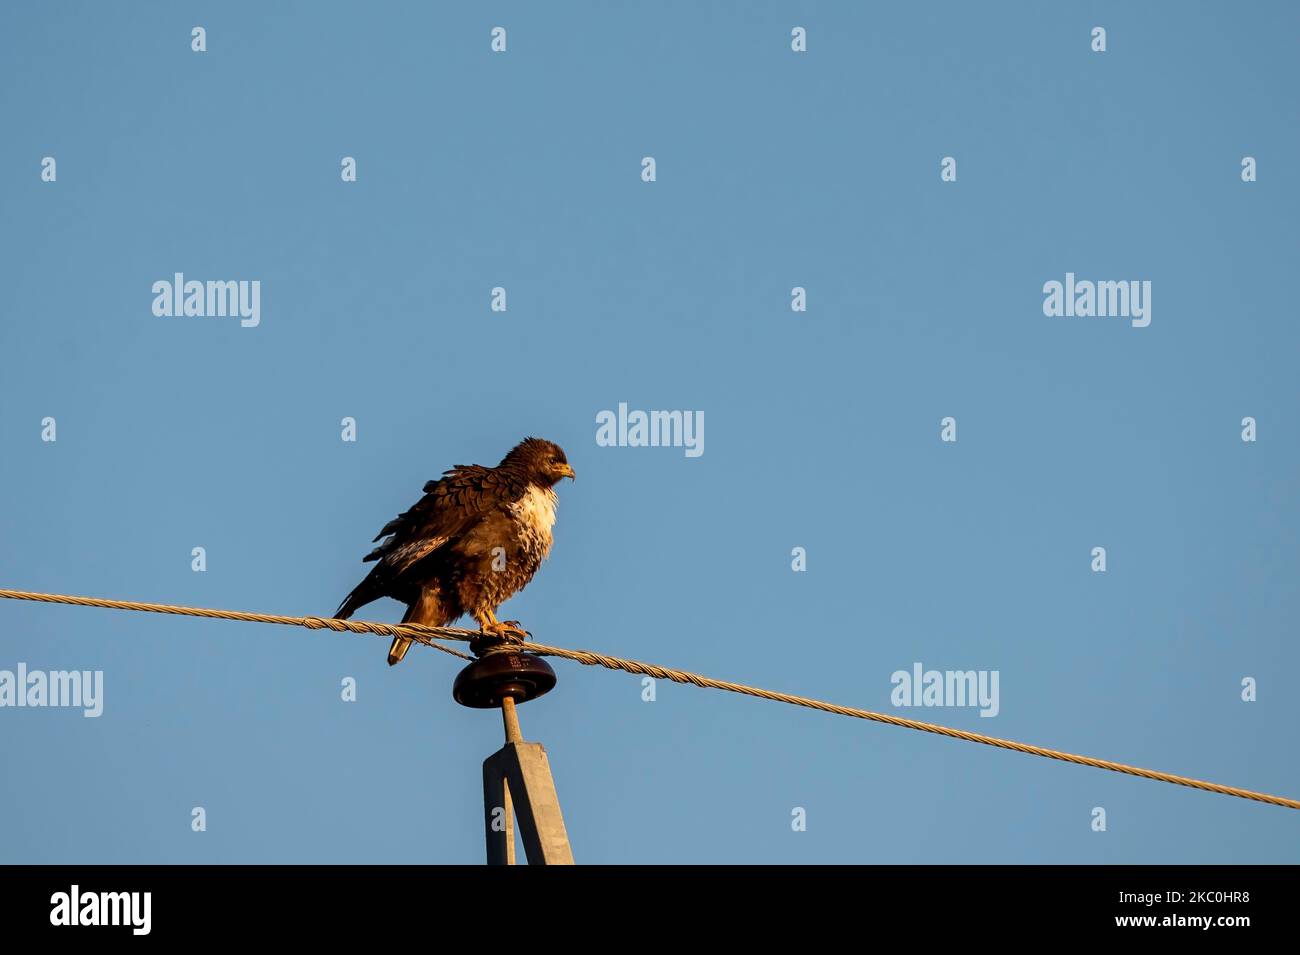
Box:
479;621;530;644
500;620;530;641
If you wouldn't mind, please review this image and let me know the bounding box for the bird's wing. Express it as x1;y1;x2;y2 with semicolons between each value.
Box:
334;464;522;620
363;464;517;572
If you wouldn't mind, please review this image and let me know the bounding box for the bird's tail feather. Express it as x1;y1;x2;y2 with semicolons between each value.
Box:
388;589;445;667
387;635;412;666
334;592;363;621
334;571;380;621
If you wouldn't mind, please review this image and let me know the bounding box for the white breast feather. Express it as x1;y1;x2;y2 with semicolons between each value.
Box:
511;486;558;539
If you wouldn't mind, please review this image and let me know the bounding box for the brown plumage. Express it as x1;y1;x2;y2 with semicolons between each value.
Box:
335;438;575;664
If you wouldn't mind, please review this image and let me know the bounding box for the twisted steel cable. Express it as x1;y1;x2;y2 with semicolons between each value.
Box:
2;587;1296;810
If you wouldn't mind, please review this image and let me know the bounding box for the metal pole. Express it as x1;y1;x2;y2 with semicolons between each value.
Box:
498;695;521;864
457;648;573;864
501;695;524;744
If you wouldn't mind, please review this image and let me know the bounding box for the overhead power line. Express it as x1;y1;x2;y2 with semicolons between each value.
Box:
2;587;1296;811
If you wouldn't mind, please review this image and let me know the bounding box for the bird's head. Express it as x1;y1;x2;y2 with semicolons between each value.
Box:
502;437;575;487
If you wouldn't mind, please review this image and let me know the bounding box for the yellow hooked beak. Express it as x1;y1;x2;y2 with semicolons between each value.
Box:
556;463;576;481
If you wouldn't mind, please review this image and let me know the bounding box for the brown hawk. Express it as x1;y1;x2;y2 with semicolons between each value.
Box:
334;438;575;664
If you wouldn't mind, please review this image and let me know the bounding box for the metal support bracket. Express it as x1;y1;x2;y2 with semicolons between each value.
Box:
482;740;574;865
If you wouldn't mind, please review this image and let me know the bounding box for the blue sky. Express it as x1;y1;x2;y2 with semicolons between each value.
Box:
1;1;1297;863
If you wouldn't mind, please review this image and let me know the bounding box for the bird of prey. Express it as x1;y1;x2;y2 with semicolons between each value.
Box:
335;438;575;665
